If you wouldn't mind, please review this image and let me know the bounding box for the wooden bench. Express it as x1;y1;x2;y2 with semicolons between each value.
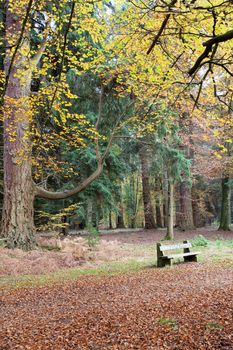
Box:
157;240;200;267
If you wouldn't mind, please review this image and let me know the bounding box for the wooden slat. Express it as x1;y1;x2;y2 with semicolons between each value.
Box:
162;252;200;259
160;243;191;251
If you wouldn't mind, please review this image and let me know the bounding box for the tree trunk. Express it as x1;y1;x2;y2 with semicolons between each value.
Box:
163;173;169;228
155;178;163;227
192;186;206;228
116;203;125;229
86;200;93;227
165;180;174;240
1;3;36;249
175;184;180;227
155;204;163;228
139;147;156;229
219;176;231;230
177;181;195;231
109;211;113;229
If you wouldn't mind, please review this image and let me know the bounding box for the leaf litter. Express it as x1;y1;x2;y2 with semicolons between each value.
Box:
1;263;232;349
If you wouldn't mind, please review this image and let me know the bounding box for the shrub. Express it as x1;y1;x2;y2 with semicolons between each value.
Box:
86;225;100;248
191;235;209;247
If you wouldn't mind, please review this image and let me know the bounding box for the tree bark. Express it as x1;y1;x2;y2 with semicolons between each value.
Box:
109;211;113;229
192;186;206;228
139;146;156;229
165;180;174;240
155;204;163;228
1;3;36;249
163;174;168;227
177;181;195;231
155;178;163;227
116;203;125;229
218;176;231;231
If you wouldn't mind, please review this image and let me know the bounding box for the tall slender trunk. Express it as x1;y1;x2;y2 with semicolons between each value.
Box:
109;211;113;229
86;200;93;227
219;176;231;230
192;185;206;228
116;184;125;229
155;178;163;227
116;203;125;229
177;181;195;231
139;146;156;229
175;184;180;227
0;1;4;222
155;204;163;228
1;3;36;249
163;173;168;227
165;179;174;240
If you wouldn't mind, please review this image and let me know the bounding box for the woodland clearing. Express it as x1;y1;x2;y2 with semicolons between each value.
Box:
1;228;233;350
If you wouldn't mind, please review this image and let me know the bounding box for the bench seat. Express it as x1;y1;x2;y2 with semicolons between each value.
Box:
163;252;200;259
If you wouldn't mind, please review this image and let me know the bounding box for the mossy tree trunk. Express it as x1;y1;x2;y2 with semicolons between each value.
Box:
219;176;231;231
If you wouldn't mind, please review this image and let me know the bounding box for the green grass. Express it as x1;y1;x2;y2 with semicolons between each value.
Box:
0;258;155;290
1;237;232;290
205;321;224;331
158;317;178;329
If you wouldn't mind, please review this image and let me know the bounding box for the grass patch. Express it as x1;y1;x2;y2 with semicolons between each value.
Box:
0;258;155;290
191;235;210;247
40;245;61;252
1;237;232;290
158;317;178;329
205;321;224;331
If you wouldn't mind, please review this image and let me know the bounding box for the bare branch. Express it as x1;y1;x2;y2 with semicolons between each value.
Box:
189;30;233;76
49;0;76;111
3;0;34;95
147;0;178;55
31;19;52;66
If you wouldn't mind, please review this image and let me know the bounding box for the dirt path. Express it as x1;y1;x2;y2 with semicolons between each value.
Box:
1;263;232;350
99;227;233;244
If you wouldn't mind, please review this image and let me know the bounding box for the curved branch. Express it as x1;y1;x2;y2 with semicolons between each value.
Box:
188;29;233;76
35;92;134;201
203;29;233;47
35;161;104;199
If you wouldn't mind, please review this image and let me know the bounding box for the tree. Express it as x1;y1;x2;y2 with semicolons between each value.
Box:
1;0;122;248
219;177;231;230
139;144;156;229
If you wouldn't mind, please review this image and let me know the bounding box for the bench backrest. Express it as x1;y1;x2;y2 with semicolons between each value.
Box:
157;240;192;257
160;242;191;252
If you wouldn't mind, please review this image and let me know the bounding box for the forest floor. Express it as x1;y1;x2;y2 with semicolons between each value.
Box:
1;262;232;349
0;226;232;278
0;227;233;349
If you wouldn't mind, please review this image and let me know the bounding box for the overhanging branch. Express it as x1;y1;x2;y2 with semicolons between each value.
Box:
188;29;233;76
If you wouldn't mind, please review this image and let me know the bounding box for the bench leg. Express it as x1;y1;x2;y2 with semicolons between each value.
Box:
184;255;197;262
157;258;172;267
